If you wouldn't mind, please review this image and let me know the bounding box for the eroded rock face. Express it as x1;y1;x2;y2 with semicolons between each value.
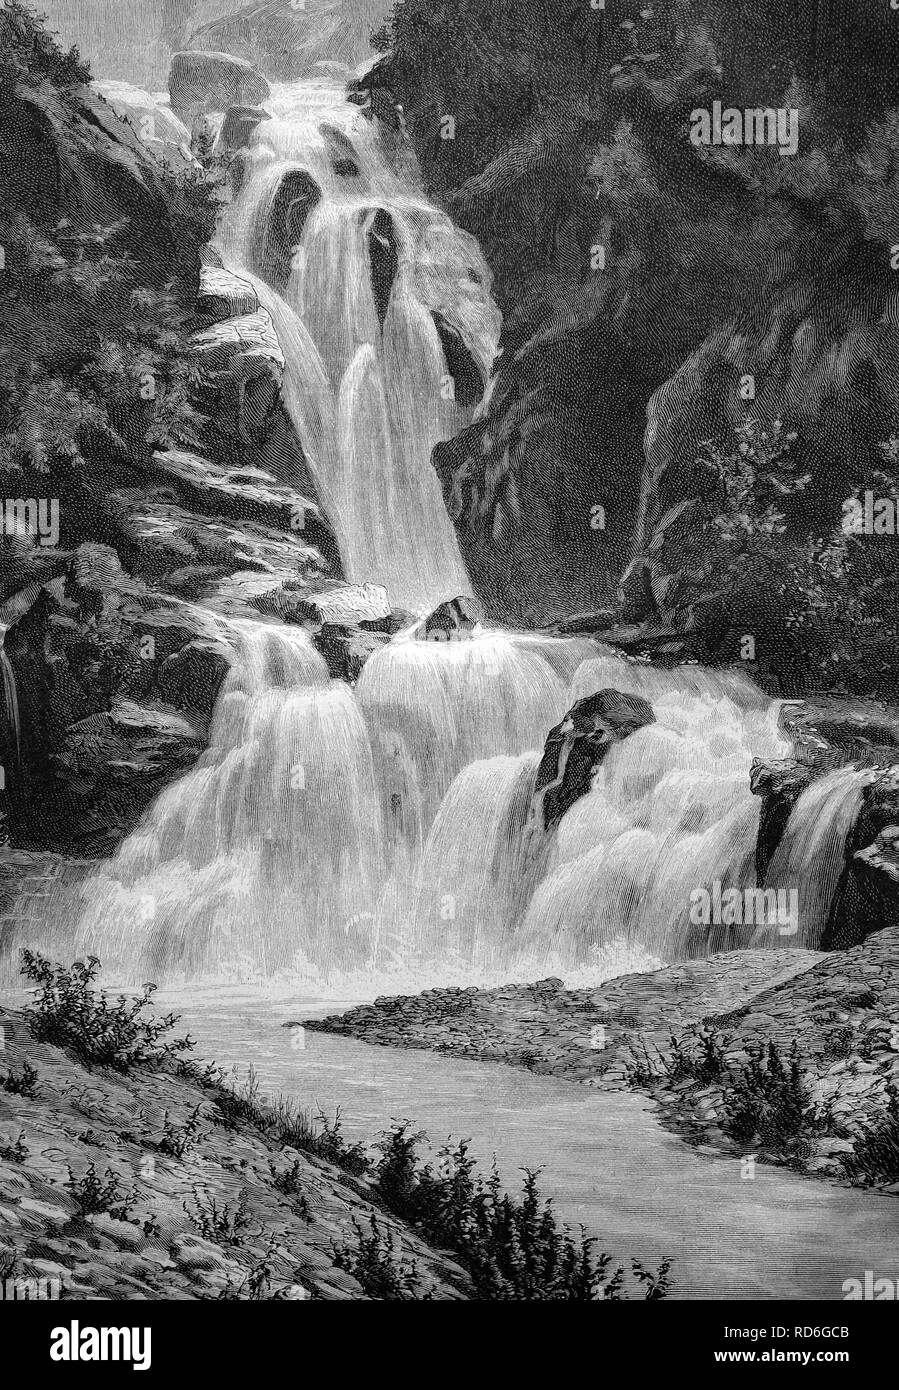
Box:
169;51;270;129
257;169;321;287
214;104;269;156
533;689;655;831
409;596;480;642
4;545;231;855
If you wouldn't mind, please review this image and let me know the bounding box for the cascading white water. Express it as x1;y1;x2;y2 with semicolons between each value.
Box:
217;80;501;613
18;83;871;991
750;766;871;950
69;620;385;980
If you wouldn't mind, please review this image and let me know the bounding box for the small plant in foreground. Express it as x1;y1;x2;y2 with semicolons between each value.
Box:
269;1160;311;1218
184;1186;252;1246
1;1060;40;1097
66;1163;137;1221
333;1215;430;1300
666;1027;729;1085
157;1105;209;1159
21;951;194;1073
0;1130;28;1164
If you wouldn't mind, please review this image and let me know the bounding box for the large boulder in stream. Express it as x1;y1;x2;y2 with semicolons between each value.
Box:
533;689;655;831
169;51;270;129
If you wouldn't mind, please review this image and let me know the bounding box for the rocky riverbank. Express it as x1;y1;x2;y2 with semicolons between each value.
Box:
0;1001;470;1300
307;928;899;1188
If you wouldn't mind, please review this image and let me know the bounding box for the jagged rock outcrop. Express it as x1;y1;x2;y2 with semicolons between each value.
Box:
409;596;480;642
532;689;655;831
4;545;229;855
90;79;194;167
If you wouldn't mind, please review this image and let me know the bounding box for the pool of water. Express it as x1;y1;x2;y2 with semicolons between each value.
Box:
157;985;899;1301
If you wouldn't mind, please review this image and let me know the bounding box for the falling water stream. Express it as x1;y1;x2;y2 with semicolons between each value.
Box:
0;74;884;1300
12;80;866;990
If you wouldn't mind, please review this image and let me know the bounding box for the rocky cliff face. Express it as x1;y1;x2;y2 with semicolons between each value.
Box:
0;18;340;855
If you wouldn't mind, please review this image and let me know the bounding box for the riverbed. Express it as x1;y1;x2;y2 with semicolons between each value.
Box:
158;984;899;1302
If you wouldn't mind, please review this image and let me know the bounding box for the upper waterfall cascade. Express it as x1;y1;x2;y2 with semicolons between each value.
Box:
217;79;501;614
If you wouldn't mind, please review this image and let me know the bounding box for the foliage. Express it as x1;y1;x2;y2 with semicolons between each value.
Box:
0;1060;40;1098
157;1105;209;1159
843;1082;899;1186
720;1041;820;1151
369;1121;670;1300
332;1215;429;1300
21;951;195;1073
0;216;208;487
0;2;91;90
184;1186;252;1246
66;1162;137;1221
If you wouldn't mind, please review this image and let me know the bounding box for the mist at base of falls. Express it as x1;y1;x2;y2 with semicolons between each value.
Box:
19;612;857;995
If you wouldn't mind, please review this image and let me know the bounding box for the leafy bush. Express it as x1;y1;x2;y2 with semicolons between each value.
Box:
1;1060;40;1098
0;1130;28;1165
66;1163;137;1221
269;1160;311;1219
720;1041;820;1151
156;1105;209;1159
0;2;91;89
843;1082;899;1186
369;1122;669;1301
184;1186;252;1246
332;1215;429;1301
21;951;194;1073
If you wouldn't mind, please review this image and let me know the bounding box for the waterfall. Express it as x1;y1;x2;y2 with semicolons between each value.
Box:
217;79;501;613
18;82;871;991
750;766;871;950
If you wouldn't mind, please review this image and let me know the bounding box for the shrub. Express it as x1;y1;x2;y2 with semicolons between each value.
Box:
156;1105;209;1159
665;1027;729;1086
1;1060;40;1098
20;951;194;1073
369;1123;669;1301
332;1215;429;1301
269;1160;311;1219
720;1041;819;1151
0;1130;28;1164
843;1082;899;1186
66;1163;137;1221
184;1186;253;1246
0;3;91;90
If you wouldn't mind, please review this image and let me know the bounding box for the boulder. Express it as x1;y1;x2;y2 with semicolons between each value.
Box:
313;625;390;684
157;640;231;719
190;308;285;445
149;452;322;539
195;266;260;324
256;169;321;287
169;51;270;128
410;596;481;642
214;104;269;157
750;757;817;880
532;689;655;830
290;583;392;628
114;493;329;612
